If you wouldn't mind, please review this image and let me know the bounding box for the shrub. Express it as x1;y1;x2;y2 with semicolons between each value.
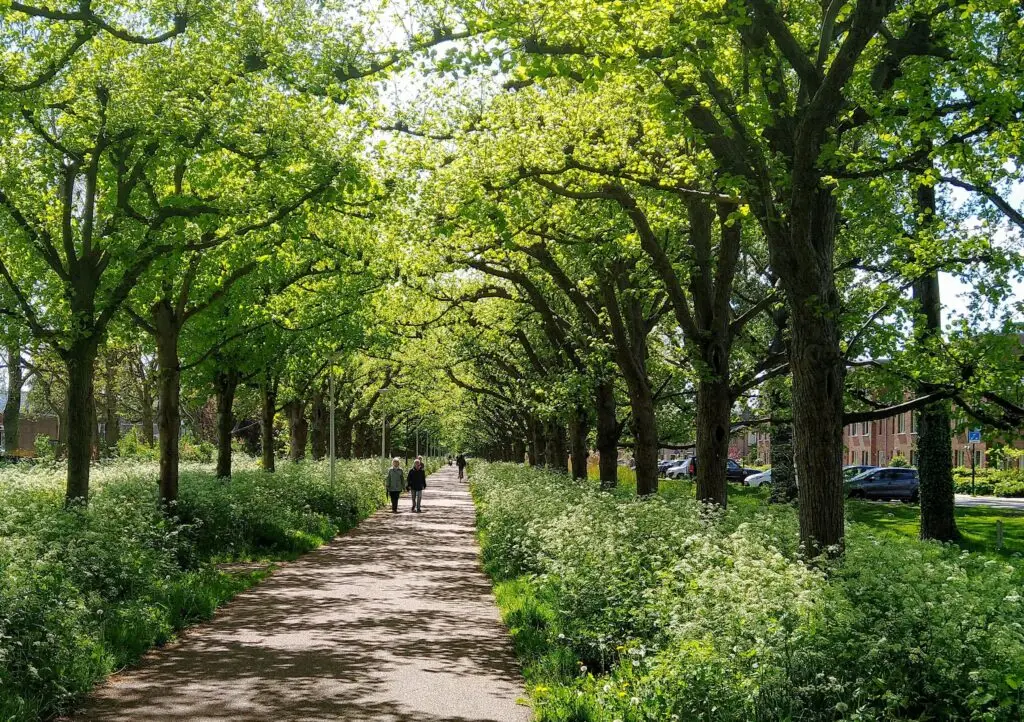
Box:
953;467;1024;497
33;434;54;461
889;452;909;467
116;428;159;461
0;458;384;720
474;463;1024;721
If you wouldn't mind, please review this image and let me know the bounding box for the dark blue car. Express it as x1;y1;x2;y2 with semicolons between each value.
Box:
845;467;919;502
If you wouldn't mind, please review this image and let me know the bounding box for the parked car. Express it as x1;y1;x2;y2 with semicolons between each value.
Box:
658;459;679;474
665;456;695;479
843;464;878;480
665;457;760;483
845;467;919;502
747;464;874;490
745;468;772;488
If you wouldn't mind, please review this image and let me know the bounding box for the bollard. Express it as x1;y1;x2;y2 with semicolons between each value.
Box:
996;519;1004;551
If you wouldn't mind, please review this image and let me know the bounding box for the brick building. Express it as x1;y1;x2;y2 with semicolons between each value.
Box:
0;412;59;455
844;412;1024;469
750;411;1023;470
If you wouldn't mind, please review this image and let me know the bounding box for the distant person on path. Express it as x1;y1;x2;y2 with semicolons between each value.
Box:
407;457;427;512
456;453;467;480
385;458;405;513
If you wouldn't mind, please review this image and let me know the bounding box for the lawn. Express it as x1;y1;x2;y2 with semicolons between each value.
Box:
482;463;1024;721
605;472;1024;557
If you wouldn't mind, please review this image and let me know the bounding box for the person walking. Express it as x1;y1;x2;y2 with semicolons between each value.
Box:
407;457;427;512
385;458;405;513
456;453;467;480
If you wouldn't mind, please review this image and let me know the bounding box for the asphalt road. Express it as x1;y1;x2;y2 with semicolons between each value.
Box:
954;494;1024;511
76;466;531;722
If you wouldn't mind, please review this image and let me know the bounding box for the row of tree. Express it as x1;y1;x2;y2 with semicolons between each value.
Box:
379;0;1024;554
2;0;1023;559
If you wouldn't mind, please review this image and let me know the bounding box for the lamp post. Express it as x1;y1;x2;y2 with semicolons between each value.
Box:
379;386;394;472
328;357;340;495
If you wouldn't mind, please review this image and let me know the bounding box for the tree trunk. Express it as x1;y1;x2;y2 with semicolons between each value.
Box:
694;376;731;506
286;399;308;461
140;371;155;447
528;416;541;466
64;342;99;503
215;369;239;478
767;180;846;555
3;344;23;455
788;285;846;555
917;399;957;539
629;384;660;496
513;438;526;464
154;306;182;502
569;404;589;480
767;383;797;504
261;379;278;472
310;390;327;460
553;422;569;473
102;353;119;455
913;177;959;541
595;379;619;489
352;420;368;458
543;420;562;472
339;417;355;459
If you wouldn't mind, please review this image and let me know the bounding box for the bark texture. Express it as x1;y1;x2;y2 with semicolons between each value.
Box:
594;379;619;489
64;342;99;503
154;303;181;502
914;177;958;541
3;344;23;455
569;404;589;480
310;391;328;460
215;369;240;478
286;399;308;461
768;384;798;504
694;377;731;505
261;379;278;472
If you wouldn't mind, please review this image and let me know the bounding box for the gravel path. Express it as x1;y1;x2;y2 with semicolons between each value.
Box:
77;466;531;722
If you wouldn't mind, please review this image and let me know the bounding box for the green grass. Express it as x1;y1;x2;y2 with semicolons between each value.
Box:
0;457;385;721
846;500;1024;556
476;463;1024;721
599;470;1024;557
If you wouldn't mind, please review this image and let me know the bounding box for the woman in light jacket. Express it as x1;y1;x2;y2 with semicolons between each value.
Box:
385;458;405;513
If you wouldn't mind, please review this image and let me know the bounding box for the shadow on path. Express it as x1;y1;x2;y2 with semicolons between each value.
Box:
76;467;530;722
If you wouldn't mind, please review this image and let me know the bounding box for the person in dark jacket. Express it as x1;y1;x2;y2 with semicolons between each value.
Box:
407;457;427;512
456;453;467;480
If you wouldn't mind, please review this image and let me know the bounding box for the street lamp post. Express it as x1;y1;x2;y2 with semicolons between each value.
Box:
328;359;337;495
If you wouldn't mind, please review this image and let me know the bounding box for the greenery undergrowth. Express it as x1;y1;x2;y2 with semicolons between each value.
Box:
0;457;385;721
475;463;1024;721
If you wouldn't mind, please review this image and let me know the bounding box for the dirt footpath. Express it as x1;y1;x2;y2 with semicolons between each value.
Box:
77;466;531;722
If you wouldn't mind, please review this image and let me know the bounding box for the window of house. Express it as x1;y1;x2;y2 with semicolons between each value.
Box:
861;421;870;436
878;450;885;466
910;450;918;467
910;412;918;434
974;449;983;468
861;450;870;466
897;413;906;434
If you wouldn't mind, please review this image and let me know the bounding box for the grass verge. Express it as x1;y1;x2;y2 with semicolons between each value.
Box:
0;458;385;721
477;463;1024;721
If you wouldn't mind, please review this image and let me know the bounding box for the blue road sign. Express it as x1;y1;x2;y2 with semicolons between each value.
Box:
968;428;982;444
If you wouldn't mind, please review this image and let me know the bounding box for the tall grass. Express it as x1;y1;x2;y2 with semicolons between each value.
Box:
475;462;1024;721
0;458;385;721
